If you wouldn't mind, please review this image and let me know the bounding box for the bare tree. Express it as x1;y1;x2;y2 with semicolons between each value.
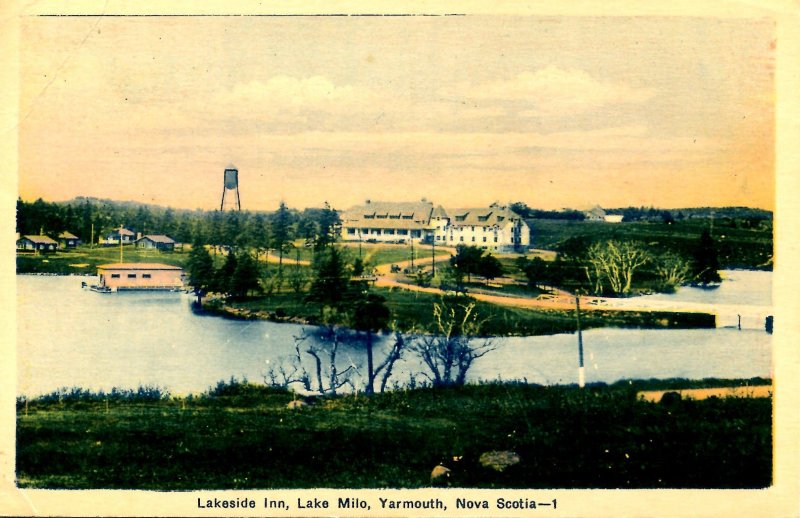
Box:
376;332;406;393
296;326;357;396
586;241;650;295
408;299;497;387
264;338;311;391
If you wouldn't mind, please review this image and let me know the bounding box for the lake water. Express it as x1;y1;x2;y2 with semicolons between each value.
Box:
16;273;772;397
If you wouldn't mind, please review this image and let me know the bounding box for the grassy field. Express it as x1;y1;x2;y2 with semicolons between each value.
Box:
16;378;772;489
529;219;773;269
16;245;190;275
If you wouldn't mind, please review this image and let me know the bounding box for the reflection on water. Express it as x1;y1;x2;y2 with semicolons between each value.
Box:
17;274;772;397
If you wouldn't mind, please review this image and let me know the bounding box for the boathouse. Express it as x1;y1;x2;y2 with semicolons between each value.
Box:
96;263;184;290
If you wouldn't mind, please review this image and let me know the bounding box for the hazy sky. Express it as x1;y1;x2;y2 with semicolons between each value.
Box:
19;15;775;211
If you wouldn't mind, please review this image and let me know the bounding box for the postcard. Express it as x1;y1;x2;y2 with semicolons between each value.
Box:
2;1;799;516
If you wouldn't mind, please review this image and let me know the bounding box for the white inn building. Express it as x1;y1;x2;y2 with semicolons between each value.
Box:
340;200;530;253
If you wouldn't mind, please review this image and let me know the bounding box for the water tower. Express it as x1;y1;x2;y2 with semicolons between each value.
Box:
220;165;241;211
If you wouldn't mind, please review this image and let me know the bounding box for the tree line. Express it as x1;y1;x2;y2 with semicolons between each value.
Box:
15;197;337;253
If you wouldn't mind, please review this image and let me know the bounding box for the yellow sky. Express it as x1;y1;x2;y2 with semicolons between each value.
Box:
18;15;774;211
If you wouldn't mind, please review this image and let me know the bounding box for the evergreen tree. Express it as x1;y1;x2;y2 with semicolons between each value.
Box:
307;246;350;308
186;242;215;302
214;251;238;295
271;201;293;273
692;229;722;284
229;251;262;299
314;201;340;251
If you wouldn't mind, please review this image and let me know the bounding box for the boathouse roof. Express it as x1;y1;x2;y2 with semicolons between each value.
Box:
97;263;182;271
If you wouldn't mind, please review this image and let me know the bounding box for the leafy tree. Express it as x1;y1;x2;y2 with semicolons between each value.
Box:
229;251;262;299
692;229;722;284
186;242;215;303
521;257;549;289
450;245;485;283
477;254;503;283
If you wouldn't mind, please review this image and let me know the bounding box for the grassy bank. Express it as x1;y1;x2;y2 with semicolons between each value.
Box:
16;378;772;489
220;288;715;336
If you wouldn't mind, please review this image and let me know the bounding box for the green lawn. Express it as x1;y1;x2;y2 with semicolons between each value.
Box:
16;245;189;275
16;379;772;489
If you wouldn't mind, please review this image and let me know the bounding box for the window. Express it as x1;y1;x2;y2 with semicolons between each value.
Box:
347;229;356;235
483;236;487;242
111;274;120;279
127;273;137;279
471;237;475;242
142;274;152;279
460;236;464;242
494;237;498;242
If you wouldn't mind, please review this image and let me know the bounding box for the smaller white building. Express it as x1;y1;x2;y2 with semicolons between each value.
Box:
434;203;530;253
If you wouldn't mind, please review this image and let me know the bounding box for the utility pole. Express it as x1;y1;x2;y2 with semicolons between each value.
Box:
119;225;124;263
576;294;585;388
431;232;436;276
410;238;415;270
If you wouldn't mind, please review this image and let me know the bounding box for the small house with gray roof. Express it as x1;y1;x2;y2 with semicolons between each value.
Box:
134;234;176;251
17;235;59;253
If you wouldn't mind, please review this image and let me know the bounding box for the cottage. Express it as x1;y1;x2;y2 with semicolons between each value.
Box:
104;228;136;245
95;263;184;291
17;235;58;253
340;200;435;243
58;231;81;248
134;234;176;251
